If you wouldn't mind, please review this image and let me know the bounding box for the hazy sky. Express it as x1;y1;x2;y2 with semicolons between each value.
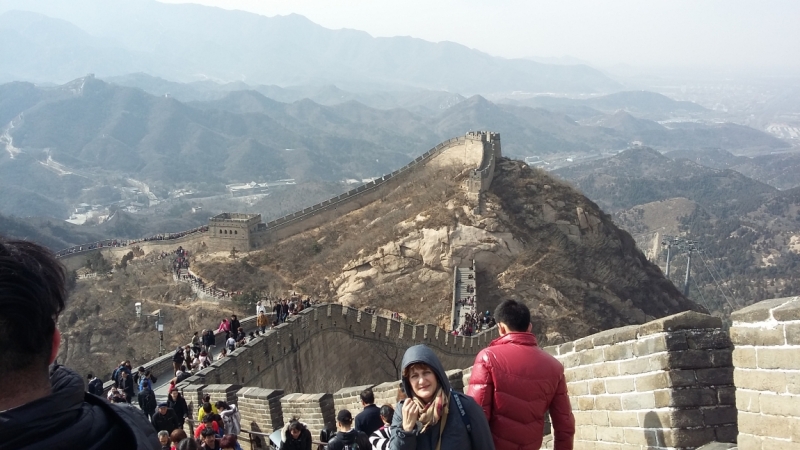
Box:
159;0;800;74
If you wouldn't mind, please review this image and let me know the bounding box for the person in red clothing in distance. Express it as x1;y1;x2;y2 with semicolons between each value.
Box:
467;299;575;450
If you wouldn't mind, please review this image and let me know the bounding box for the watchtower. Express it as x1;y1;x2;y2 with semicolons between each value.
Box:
208;213;263;252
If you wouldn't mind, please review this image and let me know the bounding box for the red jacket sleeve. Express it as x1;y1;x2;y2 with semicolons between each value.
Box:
466;350;494;422
549;372;575;450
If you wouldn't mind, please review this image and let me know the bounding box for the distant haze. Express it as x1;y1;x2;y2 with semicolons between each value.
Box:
157;0;800;76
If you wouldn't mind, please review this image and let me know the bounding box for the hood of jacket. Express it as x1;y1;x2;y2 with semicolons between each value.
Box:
335;429;358;444
0;365;159;449
400;344;451;401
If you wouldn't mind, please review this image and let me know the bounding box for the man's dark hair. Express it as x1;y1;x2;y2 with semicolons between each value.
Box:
87;373;93;379
494;299;531;332
0;237;66;378
360;388;375;405
177;438;200;450
288;420;304;432
200;427;216;437
379;404;394;422
202;402;212;414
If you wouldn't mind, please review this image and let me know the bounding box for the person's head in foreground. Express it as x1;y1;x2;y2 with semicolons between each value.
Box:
494;298;532;334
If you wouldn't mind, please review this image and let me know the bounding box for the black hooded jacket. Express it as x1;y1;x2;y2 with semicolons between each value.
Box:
0;365;160;450
326;429;370;450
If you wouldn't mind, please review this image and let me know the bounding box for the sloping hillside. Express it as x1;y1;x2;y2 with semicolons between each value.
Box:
554;147;800;315
192;156;700;344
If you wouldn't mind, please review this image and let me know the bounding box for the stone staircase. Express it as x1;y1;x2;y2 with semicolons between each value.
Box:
453;262;477;332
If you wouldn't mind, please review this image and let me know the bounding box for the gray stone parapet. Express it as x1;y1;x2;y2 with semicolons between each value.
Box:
544;311;736;449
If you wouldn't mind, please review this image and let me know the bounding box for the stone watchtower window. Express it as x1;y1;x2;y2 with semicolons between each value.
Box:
235;231;238;234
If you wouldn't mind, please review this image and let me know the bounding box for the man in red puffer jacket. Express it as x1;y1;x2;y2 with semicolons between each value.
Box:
467;299;574;450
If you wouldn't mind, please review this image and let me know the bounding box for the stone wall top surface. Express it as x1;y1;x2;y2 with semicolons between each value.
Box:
731;296;800;323
544;311;722;355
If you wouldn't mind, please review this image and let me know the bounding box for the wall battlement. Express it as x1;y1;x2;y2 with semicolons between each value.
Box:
176;303;498;407
192;310;741;449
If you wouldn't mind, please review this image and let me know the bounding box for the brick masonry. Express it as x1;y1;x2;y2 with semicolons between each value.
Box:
541;311;736;450
171;299;800;449
730;296;800;450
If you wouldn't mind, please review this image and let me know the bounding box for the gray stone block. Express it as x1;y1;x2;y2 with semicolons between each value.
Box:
730;296;796;323
637;311;722;337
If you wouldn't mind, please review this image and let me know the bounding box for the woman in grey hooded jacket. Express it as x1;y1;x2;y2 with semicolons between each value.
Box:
390;345;495;450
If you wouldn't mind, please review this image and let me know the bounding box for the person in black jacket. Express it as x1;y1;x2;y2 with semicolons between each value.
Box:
87;373;104;396
167;389;190;427
138;380;158;421
119;368;136;403
172;347;185;374
229;314;241;338
354;388;383;436
0;237;160;449
280;420;312;450
327;410;370;450
153;403;181;434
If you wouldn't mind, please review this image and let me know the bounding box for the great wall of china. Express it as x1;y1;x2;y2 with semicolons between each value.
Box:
155;297;796;450
54;131;800;448
56;130;500;270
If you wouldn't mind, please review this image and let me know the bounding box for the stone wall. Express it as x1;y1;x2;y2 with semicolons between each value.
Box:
176;310;743;449
543;311;736;449
176;303;498;402
251;133;498;247
730;296;800;450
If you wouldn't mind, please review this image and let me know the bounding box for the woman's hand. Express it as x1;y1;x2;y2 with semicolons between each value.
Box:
402;400;421;432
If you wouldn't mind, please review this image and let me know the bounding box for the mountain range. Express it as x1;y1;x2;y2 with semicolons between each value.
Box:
0;2;619;94
0;76;789;220
553;147;800;316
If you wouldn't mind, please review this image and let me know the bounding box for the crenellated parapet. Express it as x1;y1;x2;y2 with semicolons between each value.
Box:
175;303;498;408
195;310;745;448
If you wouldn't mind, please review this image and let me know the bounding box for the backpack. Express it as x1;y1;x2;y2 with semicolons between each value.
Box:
88;378;104;396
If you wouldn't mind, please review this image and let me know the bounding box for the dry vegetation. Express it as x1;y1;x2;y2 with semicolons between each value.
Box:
193;165;469;323
60;254;250;379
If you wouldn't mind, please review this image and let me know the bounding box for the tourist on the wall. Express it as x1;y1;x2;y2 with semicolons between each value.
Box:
467;299;575;450
216;401;241;435
280;299;289;322
86;372;103;396
173;346;186;374
158;430;171;450
229;315;241;338
119;369;136;403
326;410;371;450
389;345;494;450
167;389;190;428
197;396;219;422
170;429;189;450
194;414;221;439
355;388;383;436
217;318;231;340
368;405;394;450
279;419;312;450
199;427;220;450
192;331;202;355
153;402;181;435
137;379;158;421
257;310;269;333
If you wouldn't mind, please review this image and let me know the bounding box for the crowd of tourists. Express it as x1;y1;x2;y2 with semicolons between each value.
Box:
2;236;575;450
55;225;209;258
170;247;242;300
